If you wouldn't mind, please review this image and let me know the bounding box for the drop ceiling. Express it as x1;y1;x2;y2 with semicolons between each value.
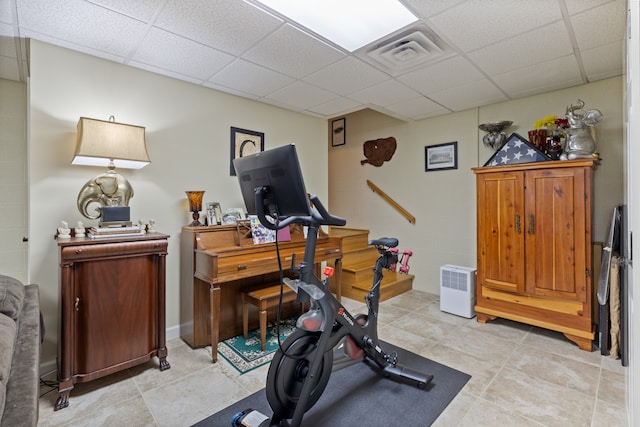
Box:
0;0;626;121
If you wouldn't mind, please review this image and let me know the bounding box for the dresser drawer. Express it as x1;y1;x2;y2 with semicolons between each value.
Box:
61;239;168;262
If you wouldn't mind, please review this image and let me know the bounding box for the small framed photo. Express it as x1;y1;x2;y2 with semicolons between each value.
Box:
206;202;222;225
331;118;345;147
230;127;264;176
425;141;458;172
222;207;245;224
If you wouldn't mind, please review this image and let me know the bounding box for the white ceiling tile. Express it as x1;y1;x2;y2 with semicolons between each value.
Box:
428;79;507;111
564;0;617;15
0;23;13;37
429;0;561;52
243;24;345;78
385;96;450;120
132;27;235;80
402;0;468;18
208;59;295;97
303;57;389;95
154;0;283;55
1;0;626;120
19;27;127;63
572;1;626;50
16;0;148;57
257;97;303;112
581;41;624;81
493;56;584;98
397;56;483;95
468;21;573;77
90;0;161;22
202;81;260;100
0;3;12;25
265;81;340;110
350;79;422;106
127;60;204;85
307;97;362;117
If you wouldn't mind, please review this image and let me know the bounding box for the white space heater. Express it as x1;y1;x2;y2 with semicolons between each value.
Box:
440;265;476;318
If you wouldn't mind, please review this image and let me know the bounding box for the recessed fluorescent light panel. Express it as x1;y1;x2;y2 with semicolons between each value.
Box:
254;0;418;51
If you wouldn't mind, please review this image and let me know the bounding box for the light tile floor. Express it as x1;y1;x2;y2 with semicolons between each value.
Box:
38;290;628;426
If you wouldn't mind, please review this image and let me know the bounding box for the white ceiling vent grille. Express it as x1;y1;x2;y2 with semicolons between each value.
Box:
359;25;455;75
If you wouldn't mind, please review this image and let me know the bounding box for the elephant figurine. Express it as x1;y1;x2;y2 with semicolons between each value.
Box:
77;172;134;219
561;99;603;160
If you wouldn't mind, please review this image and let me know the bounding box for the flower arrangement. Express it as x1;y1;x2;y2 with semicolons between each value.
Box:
534;115;569;129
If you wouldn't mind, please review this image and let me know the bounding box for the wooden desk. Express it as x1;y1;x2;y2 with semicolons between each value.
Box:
180;224;342;361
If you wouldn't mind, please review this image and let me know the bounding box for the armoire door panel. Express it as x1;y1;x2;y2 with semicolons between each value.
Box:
525;168;587;301
477;171;525;293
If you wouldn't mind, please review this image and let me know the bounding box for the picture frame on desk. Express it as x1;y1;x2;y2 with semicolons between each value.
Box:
206;202;222;225
222;208;244;224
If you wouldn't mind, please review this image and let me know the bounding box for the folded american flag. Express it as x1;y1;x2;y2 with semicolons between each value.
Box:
484;133;550;166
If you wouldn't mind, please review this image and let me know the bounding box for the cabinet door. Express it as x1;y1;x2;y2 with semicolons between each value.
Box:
524;167;587;301
73;255;158;375
477;171;525;293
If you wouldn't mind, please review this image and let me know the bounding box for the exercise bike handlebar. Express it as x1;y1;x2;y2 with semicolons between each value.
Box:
254;186;346;230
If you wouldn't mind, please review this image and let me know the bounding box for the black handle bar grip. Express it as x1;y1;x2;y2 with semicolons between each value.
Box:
253;187;346;230
309;195;347;227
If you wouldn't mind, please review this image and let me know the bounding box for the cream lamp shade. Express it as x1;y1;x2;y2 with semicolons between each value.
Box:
73;116;150;222
72;117;150;169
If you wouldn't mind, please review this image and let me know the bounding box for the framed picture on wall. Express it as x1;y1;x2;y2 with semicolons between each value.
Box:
425;141;458;171
230;127;264;176
331;118;346;147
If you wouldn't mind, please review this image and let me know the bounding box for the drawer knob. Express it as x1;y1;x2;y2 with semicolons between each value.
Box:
75;249;83;254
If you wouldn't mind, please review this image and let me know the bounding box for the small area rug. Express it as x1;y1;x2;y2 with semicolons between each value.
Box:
194;341;471;426
217;317;298;374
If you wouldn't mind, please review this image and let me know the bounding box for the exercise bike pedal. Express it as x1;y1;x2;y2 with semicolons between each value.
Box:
382;363;434;390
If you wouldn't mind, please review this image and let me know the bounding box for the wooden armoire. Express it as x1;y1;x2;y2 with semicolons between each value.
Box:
473;158;598;351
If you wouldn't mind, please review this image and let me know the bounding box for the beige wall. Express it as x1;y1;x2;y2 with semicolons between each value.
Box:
27;41;329;370
0;79;28;284
19;39;627;374
329;77;624;295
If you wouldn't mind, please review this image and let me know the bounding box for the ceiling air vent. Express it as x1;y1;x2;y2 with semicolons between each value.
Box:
360;25;455;75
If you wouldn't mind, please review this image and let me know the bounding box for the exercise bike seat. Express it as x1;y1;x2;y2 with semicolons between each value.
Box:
368;237;398;248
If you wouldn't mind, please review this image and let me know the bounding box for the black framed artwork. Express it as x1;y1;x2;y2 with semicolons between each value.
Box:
230;127;264;176
331;118;345;147
425;141;457;172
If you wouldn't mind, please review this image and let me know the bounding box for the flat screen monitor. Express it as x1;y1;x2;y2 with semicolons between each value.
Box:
233;144;311;217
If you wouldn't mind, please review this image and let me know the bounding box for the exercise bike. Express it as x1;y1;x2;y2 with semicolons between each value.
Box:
252;191;433;427
232;144;433;427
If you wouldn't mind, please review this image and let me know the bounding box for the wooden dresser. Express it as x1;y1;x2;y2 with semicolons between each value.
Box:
473;159;597;351
56;232;170;410
180;224;343;361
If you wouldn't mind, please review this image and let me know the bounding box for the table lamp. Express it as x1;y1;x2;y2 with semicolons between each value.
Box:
72;116;150;226
186;191;205;226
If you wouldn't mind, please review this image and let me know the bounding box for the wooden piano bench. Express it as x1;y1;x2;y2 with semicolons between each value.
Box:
241;285;303;351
